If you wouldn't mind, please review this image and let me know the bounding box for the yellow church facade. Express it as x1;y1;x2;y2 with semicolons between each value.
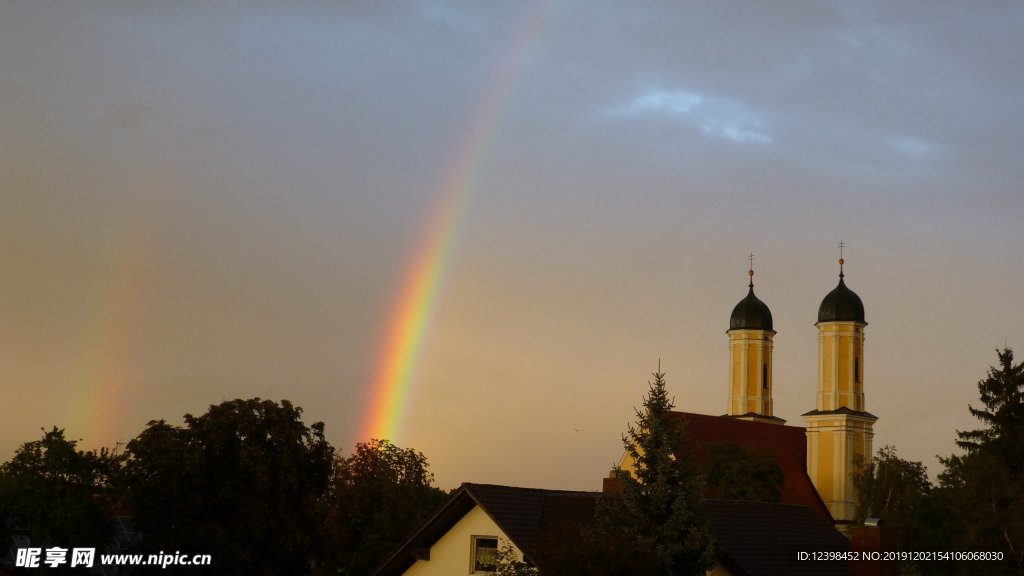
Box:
728;258;876;528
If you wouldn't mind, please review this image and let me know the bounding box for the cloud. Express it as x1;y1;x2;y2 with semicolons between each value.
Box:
700;119;773;144
607;88;772;144
616;89;703;116
891;136;933;158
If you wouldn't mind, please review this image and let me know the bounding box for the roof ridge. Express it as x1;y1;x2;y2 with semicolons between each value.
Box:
704;498;816;510
463;482;596;495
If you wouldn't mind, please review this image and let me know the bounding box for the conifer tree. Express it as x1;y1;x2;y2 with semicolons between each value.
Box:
939;348;1024;573
595;368;715;576
956;347;1024;470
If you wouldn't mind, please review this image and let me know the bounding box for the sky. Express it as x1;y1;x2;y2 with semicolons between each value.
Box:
2;1;1023;491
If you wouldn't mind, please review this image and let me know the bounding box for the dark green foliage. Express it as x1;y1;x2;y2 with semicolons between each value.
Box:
321;438;447;576
494;538;540;576
0;427;120;558
853;446;930;525
704;442;783;502
2;399;454;575
956;348;1024;471
591;369;715;576
853;444;938;574
123;398;334;575
937;348;1024;574
936;451;1023;575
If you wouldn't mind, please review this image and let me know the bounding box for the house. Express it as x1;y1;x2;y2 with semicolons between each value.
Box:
372;483;852;576
371;483;594;576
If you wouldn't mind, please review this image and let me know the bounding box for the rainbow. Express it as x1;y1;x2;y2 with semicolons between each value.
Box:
360;1;557;442
68;198;152;450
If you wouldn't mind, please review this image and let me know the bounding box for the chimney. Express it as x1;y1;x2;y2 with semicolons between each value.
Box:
602;470;624;494
849;518;900;576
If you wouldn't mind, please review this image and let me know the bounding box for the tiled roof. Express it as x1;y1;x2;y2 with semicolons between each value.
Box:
705;500;850;576
668;412;833;522
465;484;595;560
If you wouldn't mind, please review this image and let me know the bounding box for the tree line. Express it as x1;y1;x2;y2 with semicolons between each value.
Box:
854;348;1024;575
0;399;446;575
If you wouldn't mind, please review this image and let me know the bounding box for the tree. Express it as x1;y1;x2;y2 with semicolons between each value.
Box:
938;348;1024;574
956;348;1024;470
321;438;447;575
853;446;931;525
0;427;121;556
123;398;334;575
592;369;715;576
704;442;783;502
494;538;540;576
853;445;943;574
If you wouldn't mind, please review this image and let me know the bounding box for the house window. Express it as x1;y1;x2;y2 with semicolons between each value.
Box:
471;536;498;573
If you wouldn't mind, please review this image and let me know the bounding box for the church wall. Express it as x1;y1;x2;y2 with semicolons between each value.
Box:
814;427;835;499
728;329;774;417
745;346;759;400
730;352;742;413
837;334;851;393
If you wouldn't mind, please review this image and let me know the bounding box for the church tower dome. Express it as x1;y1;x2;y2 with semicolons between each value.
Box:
730;279;774;331
817;259;865;324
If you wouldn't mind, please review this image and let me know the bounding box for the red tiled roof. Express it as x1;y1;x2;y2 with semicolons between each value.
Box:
668;412;833;522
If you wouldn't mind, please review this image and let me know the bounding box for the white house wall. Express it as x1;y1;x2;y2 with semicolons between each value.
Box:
404;505;525;576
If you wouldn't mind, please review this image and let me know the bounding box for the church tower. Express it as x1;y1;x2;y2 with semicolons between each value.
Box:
727;265;784;423
804;256;877;527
